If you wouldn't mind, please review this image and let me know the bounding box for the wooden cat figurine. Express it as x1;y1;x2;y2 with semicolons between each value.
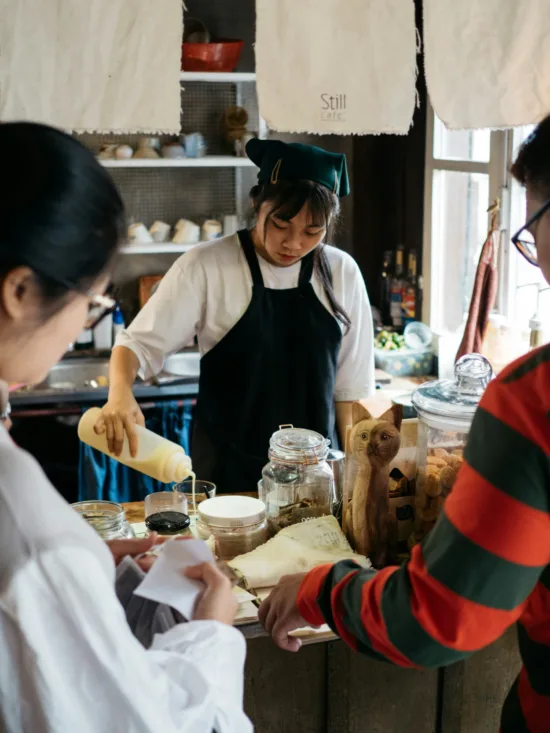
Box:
345;402;402;568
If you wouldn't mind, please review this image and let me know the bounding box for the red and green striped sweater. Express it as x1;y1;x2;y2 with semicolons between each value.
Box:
298;345;550;733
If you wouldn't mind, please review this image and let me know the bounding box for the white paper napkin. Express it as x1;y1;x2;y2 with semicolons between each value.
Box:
133;539;214;620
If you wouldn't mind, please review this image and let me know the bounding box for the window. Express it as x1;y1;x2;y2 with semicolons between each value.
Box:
423;110;539;343
505;126;549;333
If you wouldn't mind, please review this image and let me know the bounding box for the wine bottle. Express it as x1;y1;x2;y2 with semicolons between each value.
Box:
390;246;405;329
402;249;417;326
378;250;393;327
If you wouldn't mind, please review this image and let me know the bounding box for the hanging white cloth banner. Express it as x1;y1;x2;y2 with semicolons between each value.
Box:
424;0;550;130
0;0;182;134
255;0;417;135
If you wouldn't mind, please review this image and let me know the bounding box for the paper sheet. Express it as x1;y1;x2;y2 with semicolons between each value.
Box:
228;515;371;590
134;539;214;620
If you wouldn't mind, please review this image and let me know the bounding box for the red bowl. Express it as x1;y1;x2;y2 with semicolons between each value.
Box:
181;40;244;73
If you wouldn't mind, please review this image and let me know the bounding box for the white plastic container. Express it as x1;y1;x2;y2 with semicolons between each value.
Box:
78;407;193;483
94;313;113;350
196;495;268;560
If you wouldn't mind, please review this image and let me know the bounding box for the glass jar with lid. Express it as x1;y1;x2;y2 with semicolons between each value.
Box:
196;496;269;561
410;354;493;545
260;425;335;532
72;500;135;540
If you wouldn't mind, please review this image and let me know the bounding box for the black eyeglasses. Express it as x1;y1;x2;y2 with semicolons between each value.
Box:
33;270;116;330
511;199;550;267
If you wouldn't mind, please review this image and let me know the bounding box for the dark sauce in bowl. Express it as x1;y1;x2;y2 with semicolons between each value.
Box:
145;511;191;534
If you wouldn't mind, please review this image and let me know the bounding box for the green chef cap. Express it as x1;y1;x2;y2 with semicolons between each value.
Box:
246;139;350;198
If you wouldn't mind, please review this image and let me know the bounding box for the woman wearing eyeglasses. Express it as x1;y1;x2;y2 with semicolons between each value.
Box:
0;122;251;733
260;118;550;733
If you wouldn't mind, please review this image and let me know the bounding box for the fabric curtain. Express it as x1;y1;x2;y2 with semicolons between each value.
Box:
0;0;182;133
255;0;417;135
424;0;550;129
456;203;500;361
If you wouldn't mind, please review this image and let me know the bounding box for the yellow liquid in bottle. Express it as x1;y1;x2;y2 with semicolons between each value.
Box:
131;445;188;482
173;470;197;517
78;408;192;483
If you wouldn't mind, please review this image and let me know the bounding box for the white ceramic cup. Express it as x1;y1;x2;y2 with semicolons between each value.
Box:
149;221;171;243
202;219;223;241
128;223;154;244
115;144;134;160
223;215;239;236
172;219;200;245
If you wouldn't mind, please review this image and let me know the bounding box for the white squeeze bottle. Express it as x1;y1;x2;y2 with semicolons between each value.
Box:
78;407;193;483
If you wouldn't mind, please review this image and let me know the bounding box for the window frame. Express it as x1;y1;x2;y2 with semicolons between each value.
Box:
422;105;513;331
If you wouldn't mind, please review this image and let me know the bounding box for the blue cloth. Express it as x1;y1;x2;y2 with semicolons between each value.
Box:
78;401;193;503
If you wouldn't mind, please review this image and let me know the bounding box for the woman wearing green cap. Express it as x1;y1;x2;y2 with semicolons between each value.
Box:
97;139;374;492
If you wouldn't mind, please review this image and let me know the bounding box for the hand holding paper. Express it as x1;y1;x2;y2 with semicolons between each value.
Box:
134;539;237;624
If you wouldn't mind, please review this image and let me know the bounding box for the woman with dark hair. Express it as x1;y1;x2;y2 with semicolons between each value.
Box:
98;139;374;492
0;122;251;732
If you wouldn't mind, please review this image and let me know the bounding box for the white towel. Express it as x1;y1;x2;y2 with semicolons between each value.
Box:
255;0;417;135
0;0;182;134
424;0;550;130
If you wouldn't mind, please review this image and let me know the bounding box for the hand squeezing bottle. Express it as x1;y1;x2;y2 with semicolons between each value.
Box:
78;407;193;483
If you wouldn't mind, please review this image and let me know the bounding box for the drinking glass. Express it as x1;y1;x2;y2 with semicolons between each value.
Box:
174;478;216;517
144;491;190;535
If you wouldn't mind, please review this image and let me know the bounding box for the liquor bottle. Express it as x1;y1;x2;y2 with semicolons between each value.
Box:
402;249;417;326
378;250;393;327
390;245;405;329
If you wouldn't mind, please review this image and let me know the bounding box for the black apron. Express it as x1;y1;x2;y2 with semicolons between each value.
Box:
192;229;343;493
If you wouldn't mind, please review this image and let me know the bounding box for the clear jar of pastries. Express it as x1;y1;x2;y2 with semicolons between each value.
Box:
409;354;493;546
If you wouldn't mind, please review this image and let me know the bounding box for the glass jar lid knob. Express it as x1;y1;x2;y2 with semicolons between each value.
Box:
455;353;493;396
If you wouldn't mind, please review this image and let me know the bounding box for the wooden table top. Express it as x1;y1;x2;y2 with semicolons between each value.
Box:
123;493;256;524
122;498;337;645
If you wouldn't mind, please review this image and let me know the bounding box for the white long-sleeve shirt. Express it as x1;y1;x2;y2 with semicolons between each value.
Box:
117;235;375;402
0;426;252;733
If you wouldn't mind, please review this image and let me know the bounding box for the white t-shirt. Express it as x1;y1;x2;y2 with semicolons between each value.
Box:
117;234;375;402
0;426;251;733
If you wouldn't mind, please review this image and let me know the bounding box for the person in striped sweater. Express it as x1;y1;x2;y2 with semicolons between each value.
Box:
259;117;550;733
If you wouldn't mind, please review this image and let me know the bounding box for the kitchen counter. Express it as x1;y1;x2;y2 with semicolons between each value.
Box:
122;499;520;733
10;370;426;412
10;378;199;410
10;350;201;411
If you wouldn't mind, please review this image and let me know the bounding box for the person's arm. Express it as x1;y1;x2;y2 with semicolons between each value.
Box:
5;545;251;733
262;377;550;664
335;401;353;446
333;258;375;444
96;254;205;455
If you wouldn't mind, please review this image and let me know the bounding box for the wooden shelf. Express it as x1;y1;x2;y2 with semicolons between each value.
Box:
180;71;256;83
101;156;256;169
119;243;197;255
